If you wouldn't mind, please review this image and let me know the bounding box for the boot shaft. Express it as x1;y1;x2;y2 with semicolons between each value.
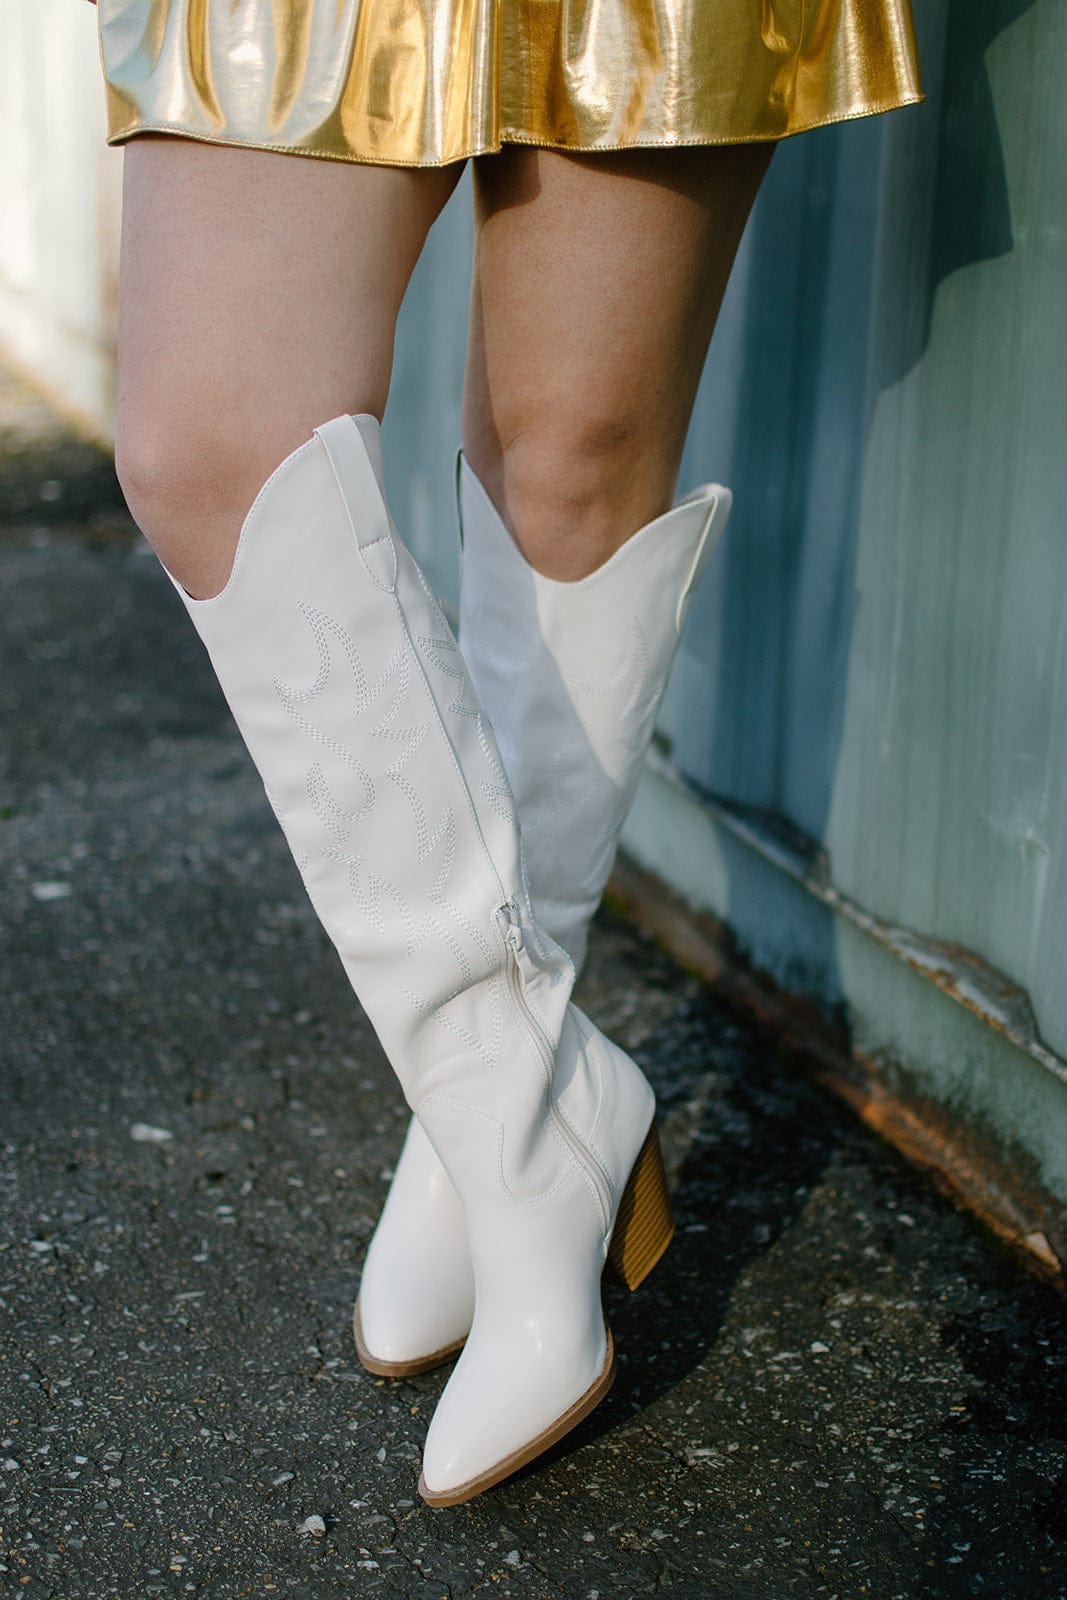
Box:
173;416;573;1116
457;456;731;969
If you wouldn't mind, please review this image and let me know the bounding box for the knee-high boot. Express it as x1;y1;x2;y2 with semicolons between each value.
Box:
354;450;731;1378
172;414;673;1504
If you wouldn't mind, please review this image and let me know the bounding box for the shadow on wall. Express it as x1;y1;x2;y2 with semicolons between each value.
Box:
669;0;1038;1001
914;0;1036;369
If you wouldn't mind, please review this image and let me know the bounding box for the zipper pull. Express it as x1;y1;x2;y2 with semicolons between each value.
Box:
496;902;543;987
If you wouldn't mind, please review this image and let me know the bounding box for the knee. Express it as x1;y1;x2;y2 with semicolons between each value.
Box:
114;414;284;600
469;409;676;582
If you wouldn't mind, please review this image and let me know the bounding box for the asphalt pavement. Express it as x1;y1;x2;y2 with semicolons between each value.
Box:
1;365;1064;1599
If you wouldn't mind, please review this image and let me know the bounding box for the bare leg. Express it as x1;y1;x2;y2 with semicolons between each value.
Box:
463;143;771;580
116;138;462;598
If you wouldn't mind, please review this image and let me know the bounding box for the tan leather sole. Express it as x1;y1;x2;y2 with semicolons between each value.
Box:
352;1298;467;1379
418;1329;617;1508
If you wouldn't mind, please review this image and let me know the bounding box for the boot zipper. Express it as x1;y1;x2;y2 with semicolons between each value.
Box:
496;903;613;1232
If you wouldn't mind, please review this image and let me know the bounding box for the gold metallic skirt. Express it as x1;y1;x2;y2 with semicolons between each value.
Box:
99;0;922;169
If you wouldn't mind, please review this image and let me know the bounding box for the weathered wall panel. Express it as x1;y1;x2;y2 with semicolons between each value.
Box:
0;6;120;440
628;0;1067;1204
825;0;1067;1047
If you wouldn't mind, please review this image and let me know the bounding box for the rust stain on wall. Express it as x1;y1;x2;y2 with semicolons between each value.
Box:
609;852;1067;1293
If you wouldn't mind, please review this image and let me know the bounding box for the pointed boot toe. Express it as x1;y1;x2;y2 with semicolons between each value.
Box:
419;1322;617;1507
354;1117;474;1376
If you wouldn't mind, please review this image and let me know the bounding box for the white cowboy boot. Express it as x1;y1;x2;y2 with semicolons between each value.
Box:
355;455;731;1377
171;413;673;1504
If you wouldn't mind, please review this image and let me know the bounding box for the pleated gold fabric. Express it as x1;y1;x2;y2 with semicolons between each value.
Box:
99;0;922;168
